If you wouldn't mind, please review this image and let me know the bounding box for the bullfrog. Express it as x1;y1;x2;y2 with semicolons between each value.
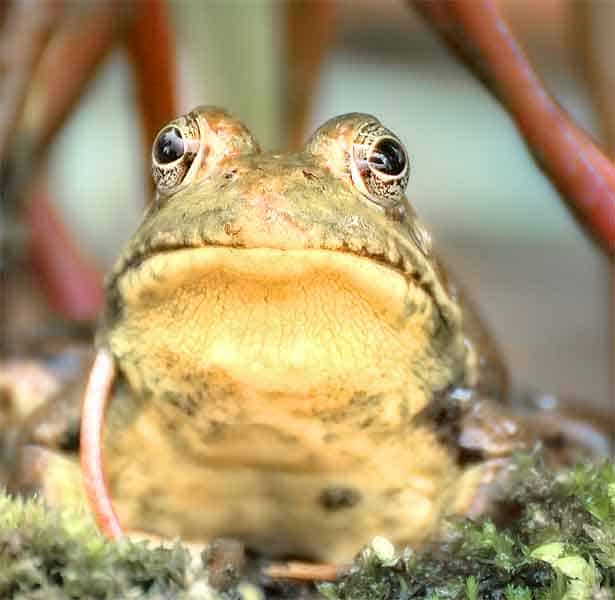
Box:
9;107;608;565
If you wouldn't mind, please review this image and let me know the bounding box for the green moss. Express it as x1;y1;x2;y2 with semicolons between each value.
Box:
322;456;615;600
0;491;217;599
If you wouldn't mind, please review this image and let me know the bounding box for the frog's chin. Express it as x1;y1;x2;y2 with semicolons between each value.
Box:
108;246;457;406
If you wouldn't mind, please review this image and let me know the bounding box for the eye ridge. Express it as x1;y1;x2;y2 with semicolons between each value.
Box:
154;126;185;165
369;138;406;177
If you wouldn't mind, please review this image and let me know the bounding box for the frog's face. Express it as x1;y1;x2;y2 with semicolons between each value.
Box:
103;107;473;417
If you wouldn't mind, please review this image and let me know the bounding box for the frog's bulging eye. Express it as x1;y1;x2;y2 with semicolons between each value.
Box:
152;114;200;193
369;138;406;177
154;127;185;164
351;122;410;208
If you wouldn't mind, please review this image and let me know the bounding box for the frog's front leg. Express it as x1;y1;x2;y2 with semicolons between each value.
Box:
443;388;613;518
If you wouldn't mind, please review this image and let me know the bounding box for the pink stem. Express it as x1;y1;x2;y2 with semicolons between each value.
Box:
31;2;131;160
25;179;103;321
80;349;123;540
413;0;615;255
125;0;178;160
0;1;63;164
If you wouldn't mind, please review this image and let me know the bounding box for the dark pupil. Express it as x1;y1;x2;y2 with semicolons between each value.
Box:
369;138;406;176
154;127;184;164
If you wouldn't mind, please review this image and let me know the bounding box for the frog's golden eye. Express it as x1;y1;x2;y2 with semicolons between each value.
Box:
350;123;410;208
151;114;200;192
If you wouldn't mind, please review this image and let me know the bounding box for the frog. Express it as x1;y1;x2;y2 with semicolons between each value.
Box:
9;106;609;565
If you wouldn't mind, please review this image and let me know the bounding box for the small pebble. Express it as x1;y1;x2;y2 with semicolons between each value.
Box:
238;582;264;600
371;536;395;562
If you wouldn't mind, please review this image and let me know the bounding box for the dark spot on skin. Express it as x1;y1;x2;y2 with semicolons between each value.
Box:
384;487;402;499
314;392;383;428
161;390;198;417
359;416;374;429
137;494;160;522
148;268;165;283
319;486;362;511
201;420;227;442
223;222;241;237
165;420;178;433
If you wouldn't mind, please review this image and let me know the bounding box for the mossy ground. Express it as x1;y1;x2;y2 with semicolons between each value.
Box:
0;493;214;599
322;455;615;600
2;455;615;599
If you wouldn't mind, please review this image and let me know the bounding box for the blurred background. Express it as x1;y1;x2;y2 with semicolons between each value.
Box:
2;0;612;409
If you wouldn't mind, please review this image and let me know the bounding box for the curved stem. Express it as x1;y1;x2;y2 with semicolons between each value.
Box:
413;0;615;255
125;0;177;195
26;177;103;321
80;348;123;540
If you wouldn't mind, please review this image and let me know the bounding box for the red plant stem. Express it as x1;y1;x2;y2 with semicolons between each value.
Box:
31;2;132;163
11;4;131;321
80;348;123;540
125;0;177;186
25;177;103;321
0;1;63;164
286;1;337;150
413;0;615;255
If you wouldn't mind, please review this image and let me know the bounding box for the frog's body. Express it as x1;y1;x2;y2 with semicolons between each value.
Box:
12;108;538;563
85;108;512;562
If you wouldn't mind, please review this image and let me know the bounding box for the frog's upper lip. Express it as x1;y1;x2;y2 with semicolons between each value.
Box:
112;238;421;291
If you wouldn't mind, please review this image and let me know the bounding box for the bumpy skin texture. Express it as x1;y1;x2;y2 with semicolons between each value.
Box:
96;108;505;562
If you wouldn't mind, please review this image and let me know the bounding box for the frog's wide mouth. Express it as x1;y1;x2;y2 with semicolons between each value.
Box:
106;239;462;331
114;246;416;315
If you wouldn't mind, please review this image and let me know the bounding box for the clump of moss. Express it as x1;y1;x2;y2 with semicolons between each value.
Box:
0;491;221;599
321;456;615;600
